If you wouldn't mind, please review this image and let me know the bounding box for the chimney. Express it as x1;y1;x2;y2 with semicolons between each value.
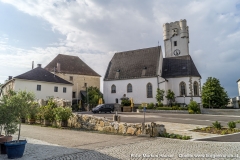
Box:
32;61;34;69
8;76;12;80
57;63;61;72
37;64;42;68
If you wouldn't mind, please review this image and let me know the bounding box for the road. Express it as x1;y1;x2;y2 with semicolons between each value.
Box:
78;111;240;127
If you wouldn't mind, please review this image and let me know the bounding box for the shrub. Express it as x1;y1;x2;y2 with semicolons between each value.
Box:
188;109;194;114
39;105;55;121
172;106;179;110
188;101;200;114
54;107;72;121
228;121;236;129
121;99;131;106
138;106;143;109
212;121;222;130
156;107;172;110
158;103;163;107
147;103;154;109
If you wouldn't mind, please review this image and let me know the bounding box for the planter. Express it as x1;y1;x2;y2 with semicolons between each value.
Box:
123;106;131;112
28;119;36;124
0;136;13;154
21;118;26;123
43;119;51;126
5;140;27;159
60;120;68;127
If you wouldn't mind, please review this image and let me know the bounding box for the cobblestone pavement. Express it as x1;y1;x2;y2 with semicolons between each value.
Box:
1;124;240;160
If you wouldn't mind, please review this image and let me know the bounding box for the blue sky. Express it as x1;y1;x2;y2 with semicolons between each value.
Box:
0;0;240;97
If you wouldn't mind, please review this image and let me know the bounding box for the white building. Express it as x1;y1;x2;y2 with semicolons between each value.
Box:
103;19;201;105
0;64;73;102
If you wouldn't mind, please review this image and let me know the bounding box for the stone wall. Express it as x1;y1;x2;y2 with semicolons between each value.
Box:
68;114;166;137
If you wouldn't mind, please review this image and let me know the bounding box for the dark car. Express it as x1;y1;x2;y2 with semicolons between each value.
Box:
92;104;114;113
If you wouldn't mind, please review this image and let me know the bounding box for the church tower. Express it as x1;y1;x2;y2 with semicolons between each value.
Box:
163;19;189;57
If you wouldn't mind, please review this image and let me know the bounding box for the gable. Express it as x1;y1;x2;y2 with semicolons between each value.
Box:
104;46;162;81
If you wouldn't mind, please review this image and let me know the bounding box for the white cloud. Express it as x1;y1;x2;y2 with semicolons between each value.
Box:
0;0;240;97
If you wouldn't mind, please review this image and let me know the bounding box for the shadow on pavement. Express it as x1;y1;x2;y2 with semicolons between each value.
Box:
0;142;119;160
195;132;240;142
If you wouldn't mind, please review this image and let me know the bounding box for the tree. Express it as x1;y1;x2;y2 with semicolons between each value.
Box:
202;77;229;108
1;90;35;140
165;89;175;107
87;86;103;106
156;88;165;105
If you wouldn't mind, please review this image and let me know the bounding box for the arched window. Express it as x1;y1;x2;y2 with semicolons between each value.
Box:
180;82;186;96
193;81;199;96
111;85;116;93
147;83;153;98
127;83;132;93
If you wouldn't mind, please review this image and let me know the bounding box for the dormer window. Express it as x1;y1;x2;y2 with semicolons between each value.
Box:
115;70;120;79
142;67;147;76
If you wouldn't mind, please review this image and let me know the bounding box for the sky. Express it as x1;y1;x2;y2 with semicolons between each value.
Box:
0;0;240;98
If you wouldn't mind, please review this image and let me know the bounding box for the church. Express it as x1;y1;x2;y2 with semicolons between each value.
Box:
103;19;201;105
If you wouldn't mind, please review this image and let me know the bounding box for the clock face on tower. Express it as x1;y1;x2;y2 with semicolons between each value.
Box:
173;49;181;56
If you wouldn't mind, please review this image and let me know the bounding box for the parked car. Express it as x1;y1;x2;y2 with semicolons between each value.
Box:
92;104;114;113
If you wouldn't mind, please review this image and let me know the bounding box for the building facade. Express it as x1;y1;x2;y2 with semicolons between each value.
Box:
104;19;201;105
44;54;101;102
0;64;73;102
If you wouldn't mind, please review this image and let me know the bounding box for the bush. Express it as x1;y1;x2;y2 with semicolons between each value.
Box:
54;107;72;121
147;103;154;109
212;121;222;130
188;109;194;114
228;121;236;129
188;101;200;114
172;106;179;110
156;107;172;110
158;103;163;107
121;99;131;106
138;106;143;109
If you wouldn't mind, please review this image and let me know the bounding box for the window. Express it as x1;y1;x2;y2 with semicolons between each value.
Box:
174;41;177;46
63;87;67;93
70;76;73;81
111;85;116;93
72;92;76;98
54;86;58;92
180;82;186;96
193;81;199;96
84;83;87;87
127;83;132;93
37;85;41;91
147;83;153;98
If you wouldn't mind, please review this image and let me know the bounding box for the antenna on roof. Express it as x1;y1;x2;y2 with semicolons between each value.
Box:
158;41;159;46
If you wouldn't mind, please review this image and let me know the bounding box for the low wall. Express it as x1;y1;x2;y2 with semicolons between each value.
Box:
138;109;189;114
68;113;166;137
201;108;240;116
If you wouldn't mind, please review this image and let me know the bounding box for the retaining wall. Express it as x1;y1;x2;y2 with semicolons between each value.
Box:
67;114;166;137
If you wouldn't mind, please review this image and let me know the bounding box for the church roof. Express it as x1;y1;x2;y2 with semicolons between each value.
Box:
162;55;201;78
14;66;72;84
104;46;161;80
45;54;101;77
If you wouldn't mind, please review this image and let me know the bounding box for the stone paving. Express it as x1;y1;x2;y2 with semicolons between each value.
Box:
1;124;240;160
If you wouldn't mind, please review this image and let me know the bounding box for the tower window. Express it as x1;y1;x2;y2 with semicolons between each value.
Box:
174;41;177;46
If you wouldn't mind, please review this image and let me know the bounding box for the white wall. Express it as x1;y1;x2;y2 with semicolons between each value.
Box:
14;79;72;101
166;77;201;104
104;77;167;105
